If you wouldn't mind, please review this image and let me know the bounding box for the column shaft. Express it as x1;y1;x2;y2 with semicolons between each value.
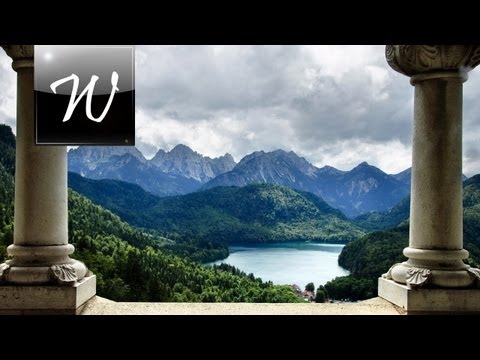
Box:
410;76;463;251
14;67;68;247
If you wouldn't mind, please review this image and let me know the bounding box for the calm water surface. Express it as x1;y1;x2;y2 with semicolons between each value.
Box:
207;242;349;289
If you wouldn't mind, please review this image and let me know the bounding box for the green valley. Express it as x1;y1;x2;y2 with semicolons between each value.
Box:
69;172;365;247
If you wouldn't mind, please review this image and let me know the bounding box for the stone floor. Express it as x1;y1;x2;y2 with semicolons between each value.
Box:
79;296;404;315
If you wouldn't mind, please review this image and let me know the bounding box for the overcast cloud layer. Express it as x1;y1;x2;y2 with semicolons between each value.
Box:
1;45;480;176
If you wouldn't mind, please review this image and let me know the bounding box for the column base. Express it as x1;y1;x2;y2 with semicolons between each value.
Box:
378;277;480;313
384;248;480;288
0;258;89;285
0;274;96;314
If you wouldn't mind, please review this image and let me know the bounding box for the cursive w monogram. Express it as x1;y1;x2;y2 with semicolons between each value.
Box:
50;71;120;123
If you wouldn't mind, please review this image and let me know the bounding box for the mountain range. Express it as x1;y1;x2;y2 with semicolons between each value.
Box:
69;145;413;217
68;145;235;196
203;149;411;217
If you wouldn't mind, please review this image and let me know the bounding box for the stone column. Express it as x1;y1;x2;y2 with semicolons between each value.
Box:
378;45;480;312
0;45;95;314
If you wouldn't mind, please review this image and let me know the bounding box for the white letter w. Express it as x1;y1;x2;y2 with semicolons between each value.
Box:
50;71;119;123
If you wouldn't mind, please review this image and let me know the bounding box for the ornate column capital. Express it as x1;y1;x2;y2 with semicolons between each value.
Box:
1;45;34;71
386;45;480;82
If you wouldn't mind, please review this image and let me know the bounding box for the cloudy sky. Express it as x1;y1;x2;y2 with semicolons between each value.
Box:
1;45;480;176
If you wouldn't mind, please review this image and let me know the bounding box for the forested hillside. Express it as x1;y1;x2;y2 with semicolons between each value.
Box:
325;177;480;301
67;190;301;302
69;172;365;245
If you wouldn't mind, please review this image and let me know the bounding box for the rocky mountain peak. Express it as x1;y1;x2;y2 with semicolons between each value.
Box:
150;144;236;183
170;143;196;155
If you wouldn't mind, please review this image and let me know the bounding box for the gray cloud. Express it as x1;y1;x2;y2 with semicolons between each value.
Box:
2;46;480;176
134;45;416;171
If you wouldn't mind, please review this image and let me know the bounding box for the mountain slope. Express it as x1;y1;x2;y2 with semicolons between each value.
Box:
354;195;410;231
391;168;412;187
204;150;410;217
68;172;160;223
68;173;365;244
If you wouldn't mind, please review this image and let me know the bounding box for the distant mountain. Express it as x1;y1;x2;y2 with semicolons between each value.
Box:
204;149;319;189
68;173;365;244
69;149;201;197
151;144;236;183
68;144;235;196
204;150;410;217
323;162;410;217
68;146;146;175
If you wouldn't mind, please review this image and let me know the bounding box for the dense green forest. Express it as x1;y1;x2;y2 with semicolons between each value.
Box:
69;172;365;247
325;176;480;301
0;124;301;303
67;191;301;302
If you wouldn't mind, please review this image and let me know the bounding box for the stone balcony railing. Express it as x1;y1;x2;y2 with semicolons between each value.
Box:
78;296;403;315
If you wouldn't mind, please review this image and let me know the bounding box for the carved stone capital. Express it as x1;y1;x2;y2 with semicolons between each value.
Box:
1;45;34;71
386;45;480;78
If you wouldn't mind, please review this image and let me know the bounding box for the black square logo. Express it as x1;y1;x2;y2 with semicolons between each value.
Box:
34;45;135;145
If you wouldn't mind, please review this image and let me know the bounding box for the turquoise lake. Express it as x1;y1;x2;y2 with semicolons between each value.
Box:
207;242;349;289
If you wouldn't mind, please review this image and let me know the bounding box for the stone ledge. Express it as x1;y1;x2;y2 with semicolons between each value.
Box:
0;275;96;314
378;277;480;313
79;296;403;315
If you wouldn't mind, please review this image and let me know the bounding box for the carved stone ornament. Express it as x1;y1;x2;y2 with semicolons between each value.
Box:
0;263;10;281
1;45;34;60
50;264;77;285
382;264;399;280
386;45;480;77
406;267;431;289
